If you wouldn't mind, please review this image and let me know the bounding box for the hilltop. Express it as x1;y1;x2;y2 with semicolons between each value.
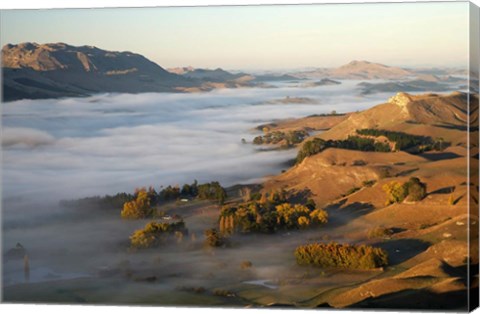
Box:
329;60;413;79
319;91;477;143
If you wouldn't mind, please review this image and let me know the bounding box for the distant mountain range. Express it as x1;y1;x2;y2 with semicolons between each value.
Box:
292;60;414;80
1;42;467;102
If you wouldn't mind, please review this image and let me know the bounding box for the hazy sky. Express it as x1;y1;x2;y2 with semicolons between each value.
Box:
0;2;469;70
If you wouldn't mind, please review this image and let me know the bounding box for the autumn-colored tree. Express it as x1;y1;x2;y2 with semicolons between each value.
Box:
382;181;408;205
121;188;153;219
130;229;156;249
309;208;328;224
275;203;310;229
259;192;268;204
219;216;226;234
297;216;310;228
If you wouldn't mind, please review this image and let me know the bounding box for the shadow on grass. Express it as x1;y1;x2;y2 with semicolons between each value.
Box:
324;201;375;228
288;188;313;204
430;186;455;195
419;152;461;161
373;238;431;266
395;168;419;177
347;287;471;310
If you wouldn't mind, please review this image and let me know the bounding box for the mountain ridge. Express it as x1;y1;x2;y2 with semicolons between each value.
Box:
2;42;196;101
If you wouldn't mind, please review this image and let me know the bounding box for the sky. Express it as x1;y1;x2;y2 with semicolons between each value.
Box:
0;2;470;71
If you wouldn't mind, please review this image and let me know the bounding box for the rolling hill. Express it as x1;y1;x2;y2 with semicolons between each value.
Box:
260;91;478;308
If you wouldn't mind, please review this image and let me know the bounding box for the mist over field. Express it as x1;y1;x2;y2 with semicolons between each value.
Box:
2;81;388;203
1;74;472;308
3;81;386;287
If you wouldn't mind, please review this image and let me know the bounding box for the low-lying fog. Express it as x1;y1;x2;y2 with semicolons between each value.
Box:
2;80;389;202
1;80;461;297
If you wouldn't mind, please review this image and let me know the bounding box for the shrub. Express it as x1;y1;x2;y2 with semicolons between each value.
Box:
378;167;392;179
240;260;253;269
363;180;376;187
345;186;361;196
367;227;394;239
204;228;225;247
294;242;388;269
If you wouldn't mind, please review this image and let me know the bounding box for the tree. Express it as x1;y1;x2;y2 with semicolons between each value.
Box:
181;184;191;196
382;181;408;205
305;198;316;211
310;208;328;224
404;177;427;201
121;188;152;219
297;216;310;228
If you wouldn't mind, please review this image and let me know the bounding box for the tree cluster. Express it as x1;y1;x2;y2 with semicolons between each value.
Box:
159;180;227;204
296;128;449;164
218;191;327;234
356;129;448;152
253;130;308;147
60;192;134;210
294;242;389;269
130;221;188;249
296;136;390;164
197;181;227;205
383;177;427;205
121;181;227;219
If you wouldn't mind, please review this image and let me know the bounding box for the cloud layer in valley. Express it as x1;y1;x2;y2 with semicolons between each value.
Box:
3;80;463;205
